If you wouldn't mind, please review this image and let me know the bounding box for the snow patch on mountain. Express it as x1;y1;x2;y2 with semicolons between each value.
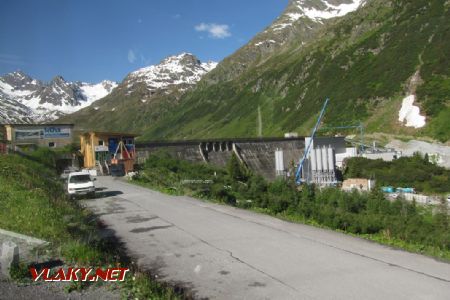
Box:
271;0;363;31
398;95;426;128
295;0;363;22
0;96;34;124
79;81;118;104
255;40;277;47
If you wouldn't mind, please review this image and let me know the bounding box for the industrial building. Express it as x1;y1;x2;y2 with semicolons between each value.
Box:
297;136;358;186
80;131;138;174
0;123;74;150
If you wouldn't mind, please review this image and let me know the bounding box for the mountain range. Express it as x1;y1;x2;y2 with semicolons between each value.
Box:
0;53;216;125
58;53;217;132
0;71;117;123
4;0;450;143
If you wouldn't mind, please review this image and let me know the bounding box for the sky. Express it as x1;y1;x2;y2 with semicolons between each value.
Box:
0;0;288;83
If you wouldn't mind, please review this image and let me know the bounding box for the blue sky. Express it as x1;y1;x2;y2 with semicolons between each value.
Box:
0;0;287;83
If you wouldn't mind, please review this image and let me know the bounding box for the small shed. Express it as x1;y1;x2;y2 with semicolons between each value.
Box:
80;131;138;174
342;178;375;192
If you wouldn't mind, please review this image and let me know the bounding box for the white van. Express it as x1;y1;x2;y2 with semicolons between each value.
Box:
66;172;96;199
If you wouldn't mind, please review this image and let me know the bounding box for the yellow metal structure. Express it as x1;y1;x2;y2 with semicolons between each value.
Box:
80;131;138;171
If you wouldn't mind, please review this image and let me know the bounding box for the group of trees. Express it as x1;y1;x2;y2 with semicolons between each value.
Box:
135;151;450;258
344;153;450;194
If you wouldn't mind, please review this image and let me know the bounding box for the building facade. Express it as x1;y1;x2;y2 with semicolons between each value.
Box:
1;124;74;150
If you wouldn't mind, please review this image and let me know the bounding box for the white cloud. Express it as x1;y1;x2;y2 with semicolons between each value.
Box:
194;23;231;39
128;49;136;63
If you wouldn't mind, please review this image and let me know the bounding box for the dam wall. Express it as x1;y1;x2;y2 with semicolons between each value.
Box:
136;137;306;180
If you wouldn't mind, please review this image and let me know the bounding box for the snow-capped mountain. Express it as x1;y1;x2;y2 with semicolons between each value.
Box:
122;53;217;93
210;0;364;83
57;53;217;132
0;71;117;123
274;0;364;28
257;0;364;46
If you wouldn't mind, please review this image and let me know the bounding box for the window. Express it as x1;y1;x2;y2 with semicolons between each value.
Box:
98;140;104;146
69;175;91;183
48;142;55;148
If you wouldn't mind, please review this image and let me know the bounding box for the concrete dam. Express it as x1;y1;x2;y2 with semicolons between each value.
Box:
136;137;306;180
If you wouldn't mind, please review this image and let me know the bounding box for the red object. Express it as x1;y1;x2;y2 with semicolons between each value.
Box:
0;142;7;154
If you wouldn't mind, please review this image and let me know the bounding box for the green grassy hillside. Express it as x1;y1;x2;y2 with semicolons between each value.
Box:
140;0;449;142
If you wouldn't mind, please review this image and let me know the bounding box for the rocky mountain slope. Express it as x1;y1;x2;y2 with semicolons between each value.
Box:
208;0;365;83
59;53;216;132
138;0;449;142
0;71;117;123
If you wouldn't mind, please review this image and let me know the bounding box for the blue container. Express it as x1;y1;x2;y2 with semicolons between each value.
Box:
382;186;394;193
397;187;415;194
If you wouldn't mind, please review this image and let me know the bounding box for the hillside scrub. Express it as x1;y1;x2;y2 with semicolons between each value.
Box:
134;152;450;261
0;153;179;299
344;153;450;194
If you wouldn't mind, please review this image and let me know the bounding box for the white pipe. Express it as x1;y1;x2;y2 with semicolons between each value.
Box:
316;147;323;172
310;148;317;171
322;146;328;172
327;146;335;171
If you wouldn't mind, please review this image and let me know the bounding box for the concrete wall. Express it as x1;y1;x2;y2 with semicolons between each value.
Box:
401;193;442;205
363;151;398;162
236;140;304;180
136;138;305;180
136;144;204;165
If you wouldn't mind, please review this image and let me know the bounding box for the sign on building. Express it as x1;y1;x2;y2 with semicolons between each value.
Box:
14;127;71;140
94;145;109;152
43;127;71;138
15;129;43;140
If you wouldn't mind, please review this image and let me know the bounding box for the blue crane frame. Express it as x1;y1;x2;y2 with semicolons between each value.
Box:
295;98;330;184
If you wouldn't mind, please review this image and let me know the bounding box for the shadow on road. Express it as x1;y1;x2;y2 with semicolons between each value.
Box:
97;191;124;198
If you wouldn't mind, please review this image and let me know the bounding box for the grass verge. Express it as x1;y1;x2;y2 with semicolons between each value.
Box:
0;152;180;299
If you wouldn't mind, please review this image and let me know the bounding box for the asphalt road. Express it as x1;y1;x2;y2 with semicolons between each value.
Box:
84;176;450;299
